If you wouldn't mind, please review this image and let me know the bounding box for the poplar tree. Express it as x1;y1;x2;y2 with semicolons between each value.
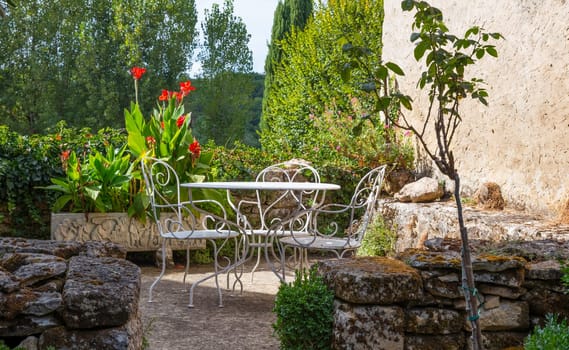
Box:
194;0;255;146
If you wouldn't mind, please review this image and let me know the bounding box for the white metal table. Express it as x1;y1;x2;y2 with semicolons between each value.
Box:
182;181;340;282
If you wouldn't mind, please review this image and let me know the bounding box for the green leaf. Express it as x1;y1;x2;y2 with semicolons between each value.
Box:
52;195;73;212
399;96;413;110
414;41;429;60
410;32;420;42
486;46;498;57
385;62;405;76
475;49;484;59
401;0;414;11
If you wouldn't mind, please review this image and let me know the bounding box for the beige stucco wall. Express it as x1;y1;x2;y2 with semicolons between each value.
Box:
382;0;569;218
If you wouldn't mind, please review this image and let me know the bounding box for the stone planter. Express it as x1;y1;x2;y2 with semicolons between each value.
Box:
51;212;205;252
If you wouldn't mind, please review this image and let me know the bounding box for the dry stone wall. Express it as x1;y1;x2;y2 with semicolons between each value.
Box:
318;242;569;350
382;0;569;219
0;238;142;350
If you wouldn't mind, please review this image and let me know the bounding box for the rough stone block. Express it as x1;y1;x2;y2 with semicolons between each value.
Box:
62;256;140;329
405;333;465;350
405;307;464;334
333;300;404;350
39;308;142;350
318;257;422;305
466;300;529;332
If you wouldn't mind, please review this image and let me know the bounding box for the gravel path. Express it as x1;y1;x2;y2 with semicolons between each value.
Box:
139;264;285;350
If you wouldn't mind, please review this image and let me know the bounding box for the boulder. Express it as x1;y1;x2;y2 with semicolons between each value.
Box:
394;177;444;203
474;182;505;210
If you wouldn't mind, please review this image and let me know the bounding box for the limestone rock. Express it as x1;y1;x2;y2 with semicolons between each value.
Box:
39;308;142;350
13;260;67;287
477;284;526;299
525;260;563;280
62;256;140;329
23;292;62;317
394;177;443;203
17;336;38;350
333;300;404;350
466;300;529;332
0;267;20;293
0;315;61;337
318;257;422;305
522;286;569;318
405;333;465;350
0;237;126;260
473;268;524;288
405;307;463;334
474;182;505;210
474;332;527;350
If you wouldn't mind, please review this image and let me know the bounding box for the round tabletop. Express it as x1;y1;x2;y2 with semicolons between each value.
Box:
181;181;340;191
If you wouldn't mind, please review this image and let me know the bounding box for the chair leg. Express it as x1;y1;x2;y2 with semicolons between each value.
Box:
148;240;168;303
267;236;287;283
182;244;190;291
249;236;263;283
188;240;224;308
230;236;244;293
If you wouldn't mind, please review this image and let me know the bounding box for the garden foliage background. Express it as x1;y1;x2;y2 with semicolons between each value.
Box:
0;0;416;238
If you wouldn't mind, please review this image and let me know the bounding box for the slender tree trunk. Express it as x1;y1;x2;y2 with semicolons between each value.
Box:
454;173;483;349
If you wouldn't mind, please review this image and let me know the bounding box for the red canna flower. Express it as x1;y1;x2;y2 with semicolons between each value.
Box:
173;91;183;104
60;150;70;161
158;89;171;101
146;136;156;146
130;66;147;80
189;139;201;158
179;81;196;96
160;121;165;129
176;115;186;128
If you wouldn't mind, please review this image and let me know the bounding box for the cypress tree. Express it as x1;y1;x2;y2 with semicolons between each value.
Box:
261;0;312;130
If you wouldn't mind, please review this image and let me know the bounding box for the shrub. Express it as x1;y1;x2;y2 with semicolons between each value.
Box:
524;313;569;350
357;215;397;257
273;265;335;350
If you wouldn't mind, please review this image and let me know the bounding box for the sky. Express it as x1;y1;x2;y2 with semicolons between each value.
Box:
194;0;280;74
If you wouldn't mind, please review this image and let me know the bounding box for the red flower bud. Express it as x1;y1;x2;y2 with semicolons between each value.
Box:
189;139;201;158
176;115;186;128
130;66;146;80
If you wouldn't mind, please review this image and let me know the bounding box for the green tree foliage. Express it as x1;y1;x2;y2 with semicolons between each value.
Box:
262;0;313;123
0;0;198;134
259;0;386;163
194;0;257;147
0;0;15;17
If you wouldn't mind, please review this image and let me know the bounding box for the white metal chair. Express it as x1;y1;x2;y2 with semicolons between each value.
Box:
141;157;244;308
277;165;387;270
234;159;323;282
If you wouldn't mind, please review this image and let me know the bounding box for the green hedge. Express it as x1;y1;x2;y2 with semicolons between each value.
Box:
0;122;126;238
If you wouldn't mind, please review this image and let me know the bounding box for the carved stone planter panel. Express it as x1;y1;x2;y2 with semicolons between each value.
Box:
51;213;205;252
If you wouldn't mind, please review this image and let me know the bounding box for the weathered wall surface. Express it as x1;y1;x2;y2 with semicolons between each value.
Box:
383;0;569;218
